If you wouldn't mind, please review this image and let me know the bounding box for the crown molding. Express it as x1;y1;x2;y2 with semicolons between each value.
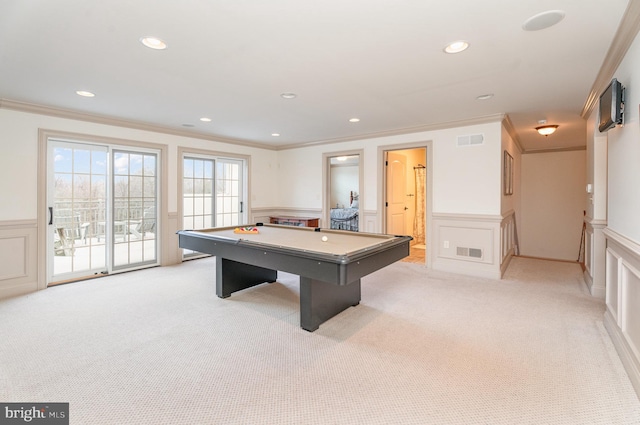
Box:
0;98;276;151
1;97;506;152
275;113;507;151
581;1;640;119
501;115;524;154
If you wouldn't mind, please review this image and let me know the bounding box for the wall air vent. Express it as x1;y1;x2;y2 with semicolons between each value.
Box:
457;134;484;147
456;246;483;259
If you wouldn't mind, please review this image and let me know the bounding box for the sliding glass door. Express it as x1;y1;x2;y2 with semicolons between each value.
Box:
48;141;108;280
47;139;159;283
112;150;158;270
182;155;245;257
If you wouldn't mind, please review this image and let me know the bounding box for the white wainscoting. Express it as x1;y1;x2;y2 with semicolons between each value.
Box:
584;218;607;298
603;227;640;399
0;220;38;299
431;212;506;279
361;210;378;234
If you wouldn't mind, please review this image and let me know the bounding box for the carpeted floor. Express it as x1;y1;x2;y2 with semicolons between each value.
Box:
1;257;639;424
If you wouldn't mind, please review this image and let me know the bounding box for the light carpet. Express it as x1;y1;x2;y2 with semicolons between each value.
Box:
1;257;639;424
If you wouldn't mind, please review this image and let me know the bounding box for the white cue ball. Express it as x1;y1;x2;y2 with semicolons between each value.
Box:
321;236;328;242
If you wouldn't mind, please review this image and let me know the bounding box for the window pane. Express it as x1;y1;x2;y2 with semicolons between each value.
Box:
113;152;129;175
184;159;194;178
144;155;156;176
130;154;143;175
143;177;156;197
129;176;143;197
73;149;91;174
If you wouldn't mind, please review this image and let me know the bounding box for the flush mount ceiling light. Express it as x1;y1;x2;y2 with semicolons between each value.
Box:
199;117;212;122
522;10;565;31
140;36;167;50
280;93;297;99
349;118;360;123
76;90;95;97
536;125;559;136
444;40;469;54
271;133;280;137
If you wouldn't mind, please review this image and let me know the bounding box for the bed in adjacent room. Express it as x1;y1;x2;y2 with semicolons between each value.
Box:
330;191;359;231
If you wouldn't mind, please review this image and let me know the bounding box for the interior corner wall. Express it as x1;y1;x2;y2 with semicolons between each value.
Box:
519;150;586;261
500;124;521;217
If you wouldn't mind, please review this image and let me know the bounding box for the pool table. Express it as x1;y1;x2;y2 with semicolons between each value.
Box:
177;224;412;331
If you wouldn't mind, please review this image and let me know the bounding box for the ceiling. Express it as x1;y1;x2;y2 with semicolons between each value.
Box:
0;1;633;151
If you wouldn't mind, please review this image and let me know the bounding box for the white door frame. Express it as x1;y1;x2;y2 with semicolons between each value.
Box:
378;141;433;268
322;149;364;229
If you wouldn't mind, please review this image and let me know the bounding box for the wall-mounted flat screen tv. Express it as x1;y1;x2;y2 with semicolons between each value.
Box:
598;78;624;132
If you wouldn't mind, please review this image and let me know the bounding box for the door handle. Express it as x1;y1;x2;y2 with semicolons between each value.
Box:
404;206;409;211
48;207;53;225
240;201;244;213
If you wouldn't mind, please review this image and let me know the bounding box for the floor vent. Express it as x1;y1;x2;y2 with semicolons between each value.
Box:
456;247;483;259
457;133;484;146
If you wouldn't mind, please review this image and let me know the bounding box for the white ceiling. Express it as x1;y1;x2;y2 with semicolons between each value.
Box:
0;1;632;151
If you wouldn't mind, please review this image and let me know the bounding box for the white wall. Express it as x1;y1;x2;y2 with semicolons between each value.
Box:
596;28;640;398
519;150;586;261
606;38;640;242
0;108;279;221
278;122;502;216
330;165;358;208
277;121;506;278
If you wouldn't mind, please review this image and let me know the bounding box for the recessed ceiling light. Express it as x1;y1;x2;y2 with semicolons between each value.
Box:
140;36;167;50
280;93;297;99
522;10;565;31
200;117;212;122
271;133;280;137
476;94;494;101
444;40;469;54
349;118;360;123
76;90;95;97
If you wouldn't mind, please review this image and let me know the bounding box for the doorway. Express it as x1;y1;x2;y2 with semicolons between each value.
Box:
384;147;427;264
323;150;363;231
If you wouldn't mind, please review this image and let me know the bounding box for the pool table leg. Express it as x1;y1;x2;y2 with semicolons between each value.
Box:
216;257;277;298
299;277;361;332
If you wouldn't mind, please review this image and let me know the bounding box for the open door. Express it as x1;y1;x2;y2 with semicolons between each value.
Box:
385;151;408;235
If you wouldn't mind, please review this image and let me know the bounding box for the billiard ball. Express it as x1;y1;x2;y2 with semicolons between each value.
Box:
321;236;328;242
